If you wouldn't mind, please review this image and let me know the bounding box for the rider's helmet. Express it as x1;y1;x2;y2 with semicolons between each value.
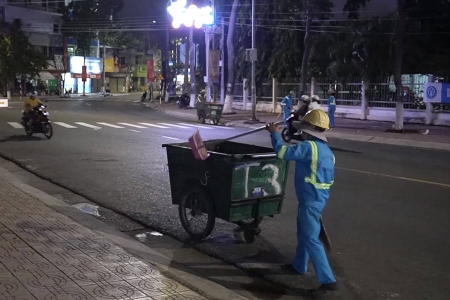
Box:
292;109;330;142
311;95;320;102
200;89;206;94
300;95;311;103
30;91;38;98
289;90;295;97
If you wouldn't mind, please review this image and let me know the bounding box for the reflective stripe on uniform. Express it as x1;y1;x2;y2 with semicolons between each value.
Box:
329;96;336;105
304;141;334;190
277;145;288;159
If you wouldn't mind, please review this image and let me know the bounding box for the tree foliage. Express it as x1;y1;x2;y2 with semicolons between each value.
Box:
0;19;48;86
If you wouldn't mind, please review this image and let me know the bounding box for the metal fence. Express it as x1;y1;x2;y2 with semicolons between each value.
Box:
233;76;449;112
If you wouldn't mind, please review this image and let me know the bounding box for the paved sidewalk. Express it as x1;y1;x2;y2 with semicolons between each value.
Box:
0;178;209;299
151;102;450;151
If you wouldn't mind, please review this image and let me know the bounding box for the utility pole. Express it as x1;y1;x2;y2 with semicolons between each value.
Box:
189;27;196;107
220;17;225;104
102;45;106;93
205;28;212;102
250;0;258;121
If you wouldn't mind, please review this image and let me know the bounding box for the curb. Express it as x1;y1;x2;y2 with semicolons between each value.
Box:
159;109;450;152
0;163;251;300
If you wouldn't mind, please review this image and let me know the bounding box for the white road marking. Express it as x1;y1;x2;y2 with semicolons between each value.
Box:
177;123;214;130
54;122;77;128
75;122;101;130
7;122;23;129
158;123;190;129
162;136;180;140
138;123;169;129
118;123;147;129
97;122;125;128
129;129;140;132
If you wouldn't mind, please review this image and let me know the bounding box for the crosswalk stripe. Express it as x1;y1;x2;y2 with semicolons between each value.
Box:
138;123;169;129
118;123;147;129
157;123;190;129
54;122;77;128
75;122;101;130
7;122;23;129
177;123;214;130
97;122;125;128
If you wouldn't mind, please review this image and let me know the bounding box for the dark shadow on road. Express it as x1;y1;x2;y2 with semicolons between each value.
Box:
0;135;44;143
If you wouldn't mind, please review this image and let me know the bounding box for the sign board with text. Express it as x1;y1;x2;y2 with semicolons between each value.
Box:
0;98;8;108
70;56;102;79
424;83;450;103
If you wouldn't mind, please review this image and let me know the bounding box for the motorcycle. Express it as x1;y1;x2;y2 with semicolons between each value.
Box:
176;93;190;109
141;91;148;101
281;111;304;143
21;105;53;139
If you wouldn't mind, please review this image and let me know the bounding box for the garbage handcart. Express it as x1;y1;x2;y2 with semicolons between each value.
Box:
162;140;290;243
197;102;224;125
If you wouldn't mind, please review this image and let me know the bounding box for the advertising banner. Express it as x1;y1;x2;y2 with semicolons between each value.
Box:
424;83;450;103
147;59;155;82
0;98;8;108
70;56;102;79
209;50;220;83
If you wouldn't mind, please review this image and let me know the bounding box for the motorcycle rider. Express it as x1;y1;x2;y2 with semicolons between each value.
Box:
309;95;322;111
293;95;311;120
265;109;337;296
197;89;206;103
22;91;43;126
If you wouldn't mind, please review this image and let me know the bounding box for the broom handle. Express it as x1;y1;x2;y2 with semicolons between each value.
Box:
223;121;284;142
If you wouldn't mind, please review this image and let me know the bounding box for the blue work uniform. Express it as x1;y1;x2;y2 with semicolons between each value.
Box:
328;96;336;127
270;132;336;285
281;95;293;126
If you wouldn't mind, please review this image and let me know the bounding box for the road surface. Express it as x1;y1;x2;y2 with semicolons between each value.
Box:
0;99;449;300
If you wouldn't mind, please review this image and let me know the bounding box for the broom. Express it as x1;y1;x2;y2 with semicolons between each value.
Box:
189;121;284;161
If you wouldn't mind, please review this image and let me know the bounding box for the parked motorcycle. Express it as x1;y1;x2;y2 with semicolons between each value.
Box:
281;111;304;143
21;105;53;139
177;93;191;109
141;91;148;101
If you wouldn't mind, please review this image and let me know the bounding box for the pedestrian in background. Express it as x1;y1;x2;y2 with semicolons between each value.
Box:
327;89;336;127
265;109;337;296
281;91;294;126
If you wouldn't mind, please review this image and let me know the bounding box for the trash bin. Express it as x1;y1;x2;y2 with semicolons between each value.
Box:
162;140;290;243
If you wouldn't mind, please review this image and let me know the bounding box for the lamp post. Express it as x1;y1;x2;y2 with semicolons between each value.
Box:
167;0;215;107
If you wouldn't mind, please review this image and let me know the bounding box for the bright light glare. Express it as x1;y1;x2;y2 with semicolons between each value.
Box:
194;20;203;29
168;0;214;29
172;21;180;29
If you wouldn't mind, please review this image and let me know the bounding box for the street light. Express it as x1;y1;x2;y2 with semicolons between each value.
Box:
167;0;215;106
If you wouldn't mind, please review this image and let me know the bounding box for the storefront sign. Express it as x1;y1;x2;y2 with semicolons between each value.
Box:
70;56;102;79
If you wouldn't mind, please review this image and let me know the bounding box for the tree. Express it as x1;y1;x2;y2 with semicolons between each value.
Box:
48;53;70;95
0;19;47;96
393;0;406;130
62;0;124;94
223;0;239;114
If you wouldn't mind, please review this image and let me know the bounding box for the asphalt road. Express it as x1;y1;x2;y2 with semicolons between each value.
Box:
0;99;449;300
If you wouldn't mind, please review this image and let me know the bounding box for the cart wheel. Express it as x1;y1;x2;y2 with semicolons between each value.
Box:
212;117;220;125
244;230;255;244
281;127;291;142
198;111;206;124
179;187;215;240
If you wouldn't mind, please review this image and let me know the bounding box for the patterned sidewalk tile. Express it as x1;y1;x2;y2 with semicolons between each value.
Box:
0;183;208;300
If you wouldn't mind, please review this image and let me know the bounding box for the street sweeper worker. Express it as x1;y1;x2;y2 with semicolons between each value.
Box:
265;109;337;295
281;91;294;125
